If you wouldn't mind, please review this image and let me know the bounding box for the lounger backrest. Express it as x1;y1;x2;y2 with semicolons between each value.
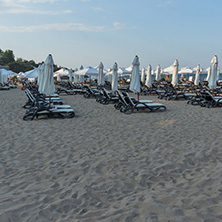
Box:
103;89;110;99
122;91;136;106
25;89;36;103
116;90;127;105
200;92;214;102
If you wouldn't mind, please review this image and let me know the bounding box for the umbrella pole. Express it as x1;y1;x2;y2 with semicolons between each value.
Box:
49;96;51;107
137;92;140;101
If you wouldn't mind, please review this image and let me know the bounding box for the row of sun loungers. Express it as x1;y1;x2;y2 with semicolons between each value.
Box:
0;83;17;90
22;87;75;121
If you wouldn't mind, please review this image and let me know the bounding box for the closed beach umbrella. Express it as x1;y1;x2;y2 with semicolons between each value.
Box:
69;68;73;82
206;66;211;82
171;59;179;87
0;69;3;84
98;62;105;86
208;55;218;89
194;64;200;86
74;73;79;83
217;67;220;81
37;65;41;86
40;54;55;96
155;65;161;81
38;64;45;94
78;74;84;83
141;67;145;84
145;65;152;88
112;62;118;91
130;55;140;93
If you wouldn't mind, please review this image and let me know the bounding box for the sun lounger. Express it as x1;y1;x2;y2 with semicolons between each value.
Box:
199;91;222;108
120;91;166;114
83;86;102;98
23;89;65;108
23;103;75;121
114;90;155;113
99;88;119;105
0;84;10;90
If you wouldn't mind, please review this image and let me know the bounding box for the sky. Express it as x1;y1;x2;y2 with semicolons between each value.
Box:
0;0;222;70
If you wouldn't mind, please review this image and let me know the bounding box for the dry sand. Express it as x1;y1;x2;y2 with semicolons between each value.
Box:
0;86;222;222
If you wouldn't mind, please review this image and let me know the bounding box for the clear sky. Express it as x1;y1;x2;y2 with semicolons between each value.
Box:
0;0;221;70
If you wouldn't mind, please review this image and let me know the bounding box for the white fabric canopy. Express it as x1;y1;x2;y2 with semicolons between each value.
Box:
208;55;218;89
117;67;131;75
112;62;118;91
178;67;193;74
38;64;45;93
125;65;133;72
78;74;84;83
155;65;161;81
141;67;145;84
97;62;105;85
37;65;41;86
145;65;152;88
75;67;99;76
0;68;17;77
171;59;179;86
106;67;131;76
194;64;200;86
217;67;220;81
74;73;79;83
40;54;55;96
54;68;69;81
0;69;3;84
129;55;140;93
193;66;203;73
205;66;211;81
25;68;38;79
162;65;174;74
69;69;73;82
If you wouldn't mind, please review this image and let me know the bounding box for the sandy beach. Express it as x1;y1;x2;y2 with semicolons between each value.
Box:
1;86;222;222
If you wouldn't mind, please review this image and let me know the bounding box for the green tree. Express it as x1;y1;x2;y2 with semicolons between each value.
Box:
1;50;15;65
0;49;3;65
8;61;33;73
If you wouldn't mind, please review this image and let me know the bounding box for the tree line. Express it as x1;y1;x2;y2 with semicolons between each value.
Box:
0;49;60;73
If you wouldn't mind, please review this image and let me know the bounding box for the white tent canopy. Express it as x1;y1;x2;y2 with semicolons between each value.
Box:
162;65;174;74
193;66;204;73
25;68;38;79
0;68;17;79
75;66;99;80
178;67;193;74
75;66;99;76
54;68;70;81
126;65;133;72
106;67;131;76
0;69;8;84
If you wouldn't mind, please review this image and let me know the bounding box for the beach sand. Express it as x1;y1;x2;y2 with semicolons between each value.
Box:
1;86;222;222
